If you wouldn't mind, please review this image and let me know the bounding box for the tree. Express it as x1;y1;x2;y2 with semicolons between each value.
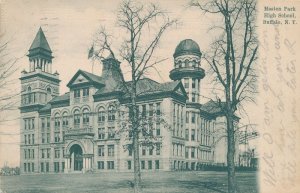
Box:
89;0;176;192
190;0;258;193
0;33;19;123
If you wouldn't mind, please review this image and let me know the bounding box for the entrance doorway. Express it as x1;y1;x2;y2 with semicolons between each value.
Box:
70;144;83;171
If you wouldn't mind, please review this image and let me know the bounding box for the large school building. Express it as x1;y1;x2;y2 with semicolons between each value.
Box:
19;28;239;174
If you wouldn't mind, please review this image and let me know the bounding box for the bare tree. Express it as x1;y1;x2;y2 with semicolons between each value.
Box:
89;0;176;192
0;33;19;123
190;0;258;193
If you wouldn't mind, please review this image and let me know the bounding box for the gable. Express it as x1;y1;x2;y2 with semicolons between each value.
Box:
67;70;104;88
174;83;187;98
73;74;89;85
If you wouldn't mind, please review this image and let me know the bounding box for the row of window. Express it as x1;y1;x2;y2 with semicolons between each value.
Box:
24;149;35;159
74;88;89;98
98;145;115;157
183;78;199;89
24;118;35;130
23;162;35;173
184;147;212;160
97;127;116;139
96;160;160;170
175;60;199;69
24;134;35;145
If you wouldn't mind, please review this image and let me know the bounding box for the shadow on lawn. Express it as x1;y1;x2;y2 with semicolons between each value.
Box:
179;180;227;193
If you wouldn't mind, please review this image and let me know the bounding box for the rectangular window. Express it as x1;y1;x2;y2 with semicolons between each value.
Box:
41;118;45;130
98;161;104;169
185;129;189;140
31;118;35;129
24;163;27;172
149;146;153;156
191;147;195;158
24;149;27;159
62;162;65;172
32;134;34;144
62;116;69;127
184;78;189;88
156;144;160;155
141;160;145;170
46;133;50;143
108;145;114;157
74;114;80;126
54;132;60;142
28;134;31;144
192;93;196;102
108;127;115;139
107;161;114;169
46;117;50;128
186;112;189;123
54;162;59;173
83;112;89;125
185;147;189;158
192;78;196;88
142;105;146;117
83;88;89;97
54;118;60;128
98;111;105;122
191;113;195;123
142;146;146;156
25;135;27;145
28;163;31;172
127;161;131;170
128;148;132;156
41;163;44;172
47;148;50;158
191;129;195;141
156;103;161;116
41;149;45;158
55;149;60;158
155;160;160;169
149;104;154;116
98;145;104;156
42;133;45;143
46;162;49;172
148;161;152;170
156;123;160;136
98;128;105;139
32;149;35;159
74;89;80;98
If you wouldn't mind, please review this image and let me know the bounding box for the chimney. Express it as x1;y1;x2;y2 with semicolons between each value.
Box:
101;55;124;90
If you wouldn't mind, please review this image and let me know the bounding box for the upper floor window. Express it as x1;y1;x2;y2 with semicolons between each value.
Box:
98;107;105;122
192;78;196;89
184;78;189;88
108;106;116;121
156;103;161;116
82;109;90;125
54;114;60;128
149;104;154;117
62;112;69;127
74;89;80;98
83;88;89;97
47;88;52;101
73;110;80;126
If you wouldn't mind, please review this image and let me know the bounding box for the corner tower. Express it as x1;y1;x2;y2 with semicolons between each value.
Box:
20;27;60;112
170;39;205;170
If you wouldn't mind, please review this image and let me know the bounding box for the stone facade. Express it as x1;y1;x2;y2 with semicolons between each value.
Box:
19;28;239;174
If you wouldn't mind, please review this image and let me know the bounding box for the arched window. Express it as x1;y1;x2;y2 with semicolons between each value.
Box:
82;108;90;125
27;86;32;104
47;87;52;101
73;109;80;127
108;105;116;121
62;112;69;127
98;107;105;122
54;113;60;128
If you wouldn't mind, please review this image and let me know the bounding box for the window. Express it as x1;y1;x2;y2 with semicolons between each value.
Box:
128;148;132;156
42;133;45;143
108;145;114;157
149;104;154;116
25;135;27;145
24;163;27;172
98;107;105;122
98;128;105;139
191;129;195;141
55;149;60;158
184;78;189;88
155;160;160;169
28;134;31;144
46;117;50;128
62;112;69;127
141;161;145;169
142;146;146;156
127;161;132;170
41;163;44;172
185;129;189;140
74;110;80;126
46;133;50;143
191;113;195;123
148;161;152;170
186;112;189;123
32;134;34;144
74;89;80;98
46;162;49;172
41;118;45;130
108;106;116;121
185;147;189;158
54;162;59;173
98;145;104;156
108;127;115;139
54;132;60;142
192;93;196;102
156;103;161;116
82;109;90;125
149;146;153;156
107;161;114;169
156;144;160;155
47;148;51;158
32;149;35;159
41;149;45;158
192;78;196;88
98;161;104;169
24;149;27;159
54;115;60;128
191;147;195;158
156;122;160;136
83;88;89;97
142;105;146;117
32;163;35;172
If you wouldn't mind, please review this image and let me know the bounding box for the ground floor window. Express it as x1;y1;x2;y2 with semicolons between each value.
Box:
62;162;65;172
155;160;160;169
46;162;49;172
24;163;26;172
41;163;44;172
141;160;145;169
148;161;152;170
127;161;131;170
98;161;104;169
54;162;60;173
107;161;114;169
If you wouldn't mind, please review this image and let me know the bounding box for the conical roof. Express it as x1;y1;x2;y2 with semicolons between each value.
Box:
29;27;52;52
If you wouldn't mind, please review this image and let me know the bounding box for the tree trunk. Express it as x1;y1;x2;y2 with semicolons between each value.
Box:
226;110;236;193
133;128;141;193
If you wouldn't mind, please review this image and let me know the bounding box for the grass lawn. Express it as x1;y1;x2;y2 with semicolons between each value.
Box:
0;171;258;193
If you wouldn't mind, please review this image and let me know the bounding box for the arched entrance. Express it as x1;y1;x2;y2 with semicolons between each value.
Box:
70;144;83;171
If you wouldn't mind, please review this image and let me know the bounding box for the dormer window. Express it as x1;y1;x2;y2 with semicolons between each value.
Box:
83;88;89;97
74;89;80;98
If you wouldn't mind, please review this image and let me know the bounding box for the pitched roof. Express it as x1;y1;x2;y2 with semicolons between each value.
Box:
39;103;52;112
29;27;52;52
200;100;225;115
67;70;104;88
49;92;70;103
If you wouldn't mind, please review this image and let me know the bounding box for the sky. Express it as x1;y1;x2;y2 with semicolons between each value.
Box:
0;0;258;167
